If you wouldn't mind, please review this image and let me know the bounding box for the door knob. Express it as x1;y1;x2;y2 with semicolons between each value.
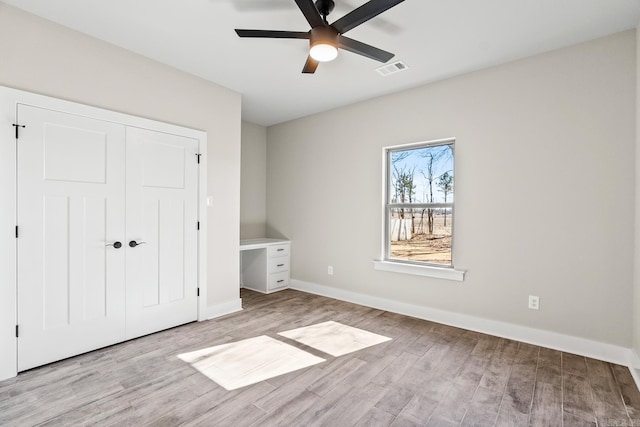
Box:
106;241;122;249
129;240;147;248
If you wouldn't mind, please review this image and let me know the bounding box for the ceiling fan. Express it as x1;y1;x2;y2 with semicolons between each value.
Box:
235;0;405;74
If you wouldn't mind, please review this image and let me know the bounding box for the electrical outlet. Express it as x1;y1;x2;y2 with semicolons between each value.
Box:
528;295;540;310
327;266;333;275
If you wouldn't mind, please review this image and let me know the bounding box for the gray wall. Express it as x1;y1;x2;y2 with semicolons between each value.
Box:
241;121;267;239
0;4;242;308
267;31;636;347
635;27;640;364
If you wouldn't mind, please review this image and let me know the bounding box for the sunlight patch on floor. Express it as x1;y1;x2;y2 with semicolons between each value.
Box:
178;335;325;390
279;320;392;357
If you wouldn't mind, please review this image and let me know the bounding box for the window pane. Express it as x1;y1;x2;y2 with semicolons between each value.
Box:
389;144;454;204
389;207;452;266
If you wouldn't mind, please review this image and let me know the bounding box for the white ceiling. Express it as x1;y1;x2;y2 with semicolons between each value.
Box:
3;0;640;126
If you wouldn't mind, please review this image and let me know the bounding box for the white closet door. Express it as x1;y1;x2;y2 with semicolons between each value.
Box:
17;105;127;371
124;127;199;339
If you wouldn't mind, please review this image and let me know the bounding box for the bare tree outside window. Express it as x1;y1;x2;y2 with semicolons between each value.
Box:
437;171;453;226
386;140;454;267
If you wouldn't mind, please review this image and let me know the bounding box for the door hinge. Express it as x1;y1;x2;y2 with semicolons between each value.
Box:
197;288;200;297
12;124;25;139
195;153;202;164
15;225;18;238
197;221;200;230
15;325;19;338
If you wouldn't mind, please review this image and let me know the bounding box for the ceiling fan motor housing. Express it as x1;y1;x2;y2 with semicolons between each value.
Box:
310;25;338;47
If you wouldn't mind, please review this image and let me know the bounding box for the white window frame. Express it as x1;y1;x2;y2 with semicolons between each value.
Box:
373;138;465;281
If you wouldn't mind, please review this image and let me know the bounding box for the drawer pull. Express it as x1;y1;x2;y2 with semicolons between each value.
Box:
277;280;284;283
277;264;284;267
277;248;284;252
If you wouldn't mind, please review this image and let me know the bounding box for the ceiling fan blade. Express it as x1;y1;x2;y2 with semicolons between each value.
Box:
302;56;319;73
331;0;405;34
235;29;310;39
338;36;394;62
295;0;325;28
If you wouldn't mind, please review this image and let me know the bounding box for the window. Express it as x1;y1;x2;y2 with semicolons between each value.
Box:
384;139;455;268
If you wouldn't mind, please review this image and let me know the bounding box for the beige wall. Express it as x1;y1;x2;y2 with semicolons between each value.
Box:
0;4;242;309
241;121;267;239
267;30;636;347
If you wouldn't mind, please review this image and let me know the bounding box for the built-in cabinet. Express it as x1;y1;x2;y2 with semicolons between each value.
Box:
240;239;291;293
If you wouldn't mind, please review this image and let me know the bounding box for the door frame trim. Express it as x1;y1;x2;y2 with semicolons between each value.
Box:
0;85;208;381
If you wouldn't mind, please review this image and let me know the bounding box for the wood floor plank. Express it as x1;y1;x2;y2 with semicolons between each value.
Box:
563;411;597;426
254;366;326;412
494;357;538;426
147;387;263;427
563;352;589;377
528;381;562;426
470;334;500;358
611;364;640;421
306;356;367;396
374;382;418;416
340;354;397;390
586;358;630;424
286;382;353;426
398;374;451;422
390;413;429;427
459;386;503;427
563;372;597;424
249;390;320;426
416;342;452;373
185;400;265;427
536;363;562;387
538;346;562;365
478;338;519;392
405;331;437;356
0;288;638;426
456;354;492;388
370;351;421;388
311;382;388;426
426;381;479;426
354;406;396;426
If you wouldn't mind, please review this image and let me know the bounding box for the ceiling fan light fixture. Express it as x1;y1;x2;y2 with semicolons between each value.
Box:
235;0;404;74
309;25;339;62
310;43;338;62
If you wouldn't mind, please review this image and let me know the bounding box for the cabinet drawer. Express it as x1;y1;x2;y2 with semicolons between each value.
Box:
268;244;290;258
268;271;289;291
268;257;289;273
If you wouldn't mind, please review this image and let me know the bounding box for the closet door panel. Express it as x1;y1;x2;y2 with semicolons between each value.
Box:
16;105;127;371
125;127;198;339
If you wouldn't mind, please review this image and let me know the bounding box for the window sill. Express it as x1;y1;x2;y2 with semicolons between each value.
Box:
372;260;465;282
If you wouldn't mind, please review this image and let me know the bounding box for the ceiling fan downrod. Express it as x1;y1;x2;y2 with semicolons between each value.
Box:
314;0;335;23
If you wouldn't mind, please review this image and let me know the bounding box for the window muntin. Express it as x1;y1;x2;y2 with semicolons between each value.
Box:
385;140;454;267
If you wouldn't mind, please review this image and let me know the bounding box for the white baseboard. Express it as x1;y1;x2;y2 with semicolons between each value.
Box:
290;279;634;368
203;298;243;320
629;350;640;391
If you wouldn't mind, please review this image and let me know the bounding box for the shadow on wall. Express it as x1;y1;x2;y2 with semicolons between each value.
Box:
265;224;287;240
240;222;269;240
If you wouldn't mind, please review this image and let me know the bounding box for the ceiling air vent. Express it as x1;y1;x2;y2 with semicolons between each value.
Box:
376;60;409;77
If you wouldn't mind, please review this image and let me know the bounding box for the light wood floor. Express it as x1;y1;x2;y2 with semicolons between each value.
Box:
1;289;640;426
